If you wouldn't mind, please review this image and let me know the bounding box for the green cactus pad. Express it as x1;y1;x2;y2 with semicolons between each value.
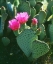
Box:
34;14;39;19
35;2;43;13
9;0;14;4
35;11;46;24
38;11;46;24
1;7;8;32
32;40;49;59
18;2;31;15
49;24;53;43
16;29;37;57
0;8;8;37
31;8;36;18
47;1;53;13
0;16;1;30
35;0;43;2
51;6;53;14
0;16;3;37
1;13;8;30
6;2;14;17
2;37;10;46
39;24;46;40
14;0;19;7
29;0;36;7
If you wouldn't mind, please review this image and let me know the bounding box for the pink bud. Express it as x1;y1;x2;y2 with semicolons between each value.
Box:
32;18;38;25
15;12;30;24
8;19;20;31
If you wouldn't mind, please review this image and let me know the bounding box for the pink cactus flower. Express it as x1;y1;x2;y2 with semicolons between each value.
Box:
8;19;20;31
32;18;38;25
15;12;30;24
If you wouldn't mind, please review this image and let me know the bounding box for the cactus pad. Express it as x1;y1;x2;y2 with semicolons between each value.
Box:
16;29;37;57
18;2;31;15
47;1;53;13
31;8;36;18
49;24;53;43
32;40;49;59
38;11;46;24
2;37;10;46
35;11;46;24
29;0;36;7
39;24;46;40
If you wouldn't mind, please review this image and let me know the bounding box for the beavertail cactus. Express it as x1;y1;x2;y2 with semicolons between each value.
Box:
32;40;49;59
8;12;50;60
0;0;53;64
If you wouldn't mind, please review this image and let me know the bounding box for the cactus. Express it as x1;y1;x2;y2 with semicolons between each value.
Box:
17;29;38;57
6;2;14;17
35;2;43;13
35;0;44;2
35;11;46;24
31;7;36;18
46;1;53;20
16;28;49;60
32;40;49;59
1;6;8;30
0;0;53;64
29;0;36;7
18;2;31;15
0;16;3;37
47;1;53;13
0;6;8;37
39;24;46;40
38;11;46;24
51;6;53;14
49;24;53;43
13;0;19;7
2;37;10;46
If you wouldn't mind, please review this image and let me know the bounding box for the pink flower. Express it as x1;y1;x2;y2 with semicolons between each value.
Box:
32;18;38;25
8;19;20;31
15;12;30;24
